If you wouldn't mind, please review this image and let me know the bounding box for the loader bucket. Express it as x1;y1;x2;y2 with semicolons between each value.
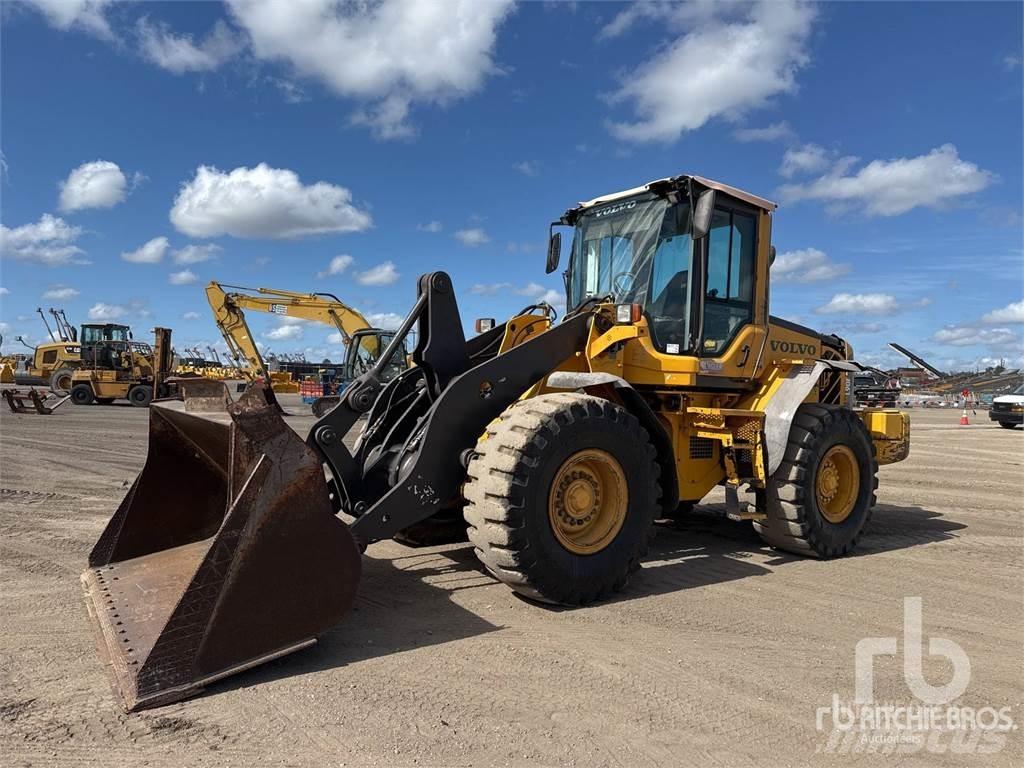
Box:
81;382;361;711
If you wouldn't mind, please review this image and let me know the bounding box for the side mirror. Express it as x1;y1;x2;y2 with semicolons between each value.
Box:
769;245;776;266
546;231;562;274
691;188;717;240
475;318;496;334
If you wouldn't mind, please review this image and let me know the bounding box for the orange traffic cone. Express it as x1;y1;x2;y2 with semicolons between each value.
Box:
959;407;970;426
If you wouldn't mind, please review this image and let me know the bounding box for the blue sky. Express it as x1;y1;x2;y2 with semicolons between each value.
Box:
1;0;1021;370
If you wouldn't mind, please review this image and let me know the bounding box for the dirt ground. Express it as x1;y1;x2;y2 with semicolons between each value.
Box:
1;396;1021;767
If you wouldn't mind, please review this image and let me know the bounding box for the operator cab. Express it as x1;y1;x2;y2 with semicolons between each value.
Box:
551;175;773;364
343;329;408;384
80;323;142;369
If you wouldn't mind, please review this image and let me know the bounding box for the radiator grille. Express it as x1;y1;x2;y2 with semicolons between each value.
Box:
689;436;714;459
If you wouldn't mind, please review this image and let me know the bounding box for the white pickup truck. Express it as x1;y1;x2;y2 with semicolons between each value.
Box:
990;383;1024;429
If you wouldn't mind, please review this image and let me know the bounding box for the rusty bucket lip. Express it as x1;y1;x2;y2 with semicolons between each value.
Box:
82;566;319;712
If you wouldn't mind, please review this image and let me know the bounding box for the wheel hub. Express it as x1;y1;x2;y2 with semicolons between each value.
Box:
815;445;859;524
548;449;627;554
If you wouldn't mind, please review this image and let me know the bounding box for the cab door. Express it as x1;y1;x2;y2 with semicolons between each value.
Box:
696;202;764;382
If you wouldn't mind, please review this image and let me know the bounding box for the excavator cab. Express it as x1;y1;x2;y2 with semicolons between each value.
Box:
342;328;406;383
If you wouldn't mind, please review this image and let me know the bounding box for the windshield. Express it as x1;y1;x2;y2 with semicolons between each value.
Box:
569;193;693;351
82;325;129;344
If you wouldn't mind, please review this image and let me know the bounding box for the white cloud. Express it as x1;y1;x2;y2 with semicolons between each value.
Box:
0;214;88;266
814;293;901;316
732;121;795;143
513;160;539;176
417;220;442;233
41;285;79;300
88;302;125;321
58;160;129;211
226;0;515;139
1005;54;1021;72
356;261;400;286
470;282;512;296
366;311;403;330
22;0;113;39
772;247;850;283
169;269;198;285
779;143;830;178
121;236;170;264
982;301;1024;324
0;287;9;296
173;243;221;264
170;163;373;239
778;144;995;216
454;228;490;247
537;289;564;308
506;241;541;255
597;0;725;41
316;254;354;279
182;311;201;320
264;324;303;341
137;18;242;74
269;77;308;104
470;281;564;308
931;326;1022;349
607;1;815;142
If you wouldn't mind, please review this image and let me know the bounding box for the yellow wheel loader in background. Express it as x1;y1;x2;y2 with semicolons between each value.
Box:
81;174;910;711
206;282;409;405
11;308;84;393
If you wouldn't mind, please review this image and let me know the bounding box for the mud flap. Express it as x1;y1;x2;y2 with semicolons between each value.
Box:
81;382;361;711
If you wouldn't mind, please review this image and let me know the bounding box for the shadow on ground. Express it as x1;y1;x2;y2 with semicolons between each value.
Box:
204;502;963;700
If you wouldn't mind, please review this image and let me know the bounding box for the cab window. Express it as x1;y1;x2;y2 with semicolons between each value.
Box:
702;208;756;356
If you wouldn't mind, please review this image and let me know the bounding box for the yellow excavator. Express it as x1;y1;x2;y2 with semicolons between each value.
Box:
205;282;407;405
82;174;910;711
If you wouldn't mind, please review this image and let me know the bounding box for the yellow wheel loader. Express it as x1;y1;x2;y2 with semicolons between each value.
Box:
81;175;910;711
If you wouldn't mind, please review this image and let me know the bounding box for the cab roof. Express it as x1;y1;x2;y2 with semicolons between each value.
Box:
575;174;777;213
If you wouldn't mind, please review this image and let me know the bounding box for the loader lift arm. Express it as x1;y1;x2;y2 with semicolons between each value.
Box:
308;272;592;545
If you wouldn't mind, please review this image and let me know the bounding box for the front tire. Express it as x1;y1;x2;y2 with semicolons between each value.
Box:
753;404;877;558
463;393;660;605
998;421;1018;430
129;385;153;407
70;384;94;405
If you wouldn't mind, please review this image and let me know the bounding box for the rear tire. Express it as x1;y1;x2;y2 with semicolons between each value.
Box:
70;384;94;405
753;404;877;558
129;385;153;407
50;367;75;395
463;393;660;605
998;421;1018;430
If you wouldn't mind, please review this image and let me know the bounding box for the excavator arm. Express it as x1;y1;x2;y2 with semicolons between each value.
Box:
205;282;375;382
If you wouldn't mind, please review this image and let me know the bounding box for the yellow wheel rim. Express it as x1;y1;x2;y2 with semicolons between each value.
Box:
816;445;860;524
548;449;627;555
